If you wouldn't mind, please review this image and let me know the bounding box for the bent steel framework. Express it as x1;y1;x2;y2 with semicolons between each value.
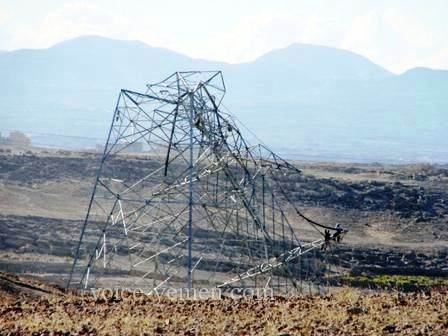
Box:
67;71;343;294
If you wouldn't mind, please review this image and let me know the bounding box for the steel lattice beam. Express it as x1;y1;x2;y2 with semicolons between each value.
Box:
67;71;336;294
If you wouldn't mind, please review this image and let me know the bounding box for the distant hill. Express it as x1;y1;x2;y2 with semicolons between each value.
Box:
227;43;392;101
0;35;224;92
0;35;447;163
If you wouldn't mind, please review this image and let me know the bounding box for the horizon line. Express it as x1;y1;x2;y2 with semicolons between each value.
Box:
1;34;448;75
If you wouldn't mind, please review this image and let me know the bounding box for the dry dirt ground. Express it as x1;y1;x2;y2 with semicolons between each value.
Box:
1;272;447;335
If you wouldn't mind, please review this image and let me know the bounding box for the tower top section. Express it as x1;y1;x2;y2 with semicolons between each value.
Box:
146;71;226;107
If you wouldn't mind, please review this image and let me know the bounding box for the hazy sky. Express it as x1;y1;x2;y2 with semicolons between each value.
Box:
0;0;447;73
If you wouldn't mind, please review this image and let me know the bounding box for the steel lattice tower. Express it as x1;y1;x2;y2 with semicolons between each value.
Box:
67;71;337;294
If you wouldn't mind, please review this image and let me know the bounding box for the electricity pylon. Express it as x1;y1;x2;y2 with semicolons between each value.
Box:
67;71;338;294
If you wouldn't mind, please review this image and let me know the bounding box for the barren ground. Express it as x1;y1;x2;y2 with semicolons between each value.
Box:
0;272;447;335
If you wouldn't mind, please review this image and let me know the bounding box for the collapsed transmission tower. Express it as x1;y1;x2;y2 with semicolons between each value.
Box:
67;71;342;294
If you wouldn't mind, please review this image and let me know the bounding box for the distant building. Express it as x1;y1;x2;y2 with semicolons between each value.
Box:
0;130;31;146
7;131;31;146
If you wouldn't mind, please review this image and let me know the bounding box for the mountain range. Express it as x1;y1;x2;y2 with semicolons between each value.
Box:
0;35;447;162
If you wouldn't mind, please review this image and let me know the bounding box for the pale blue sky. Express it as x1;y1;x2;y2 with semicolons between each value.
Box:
0;0;447;73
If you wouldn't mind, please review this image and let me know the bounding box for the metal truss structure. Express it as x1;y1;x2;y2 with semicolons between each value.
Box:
67;71;340;294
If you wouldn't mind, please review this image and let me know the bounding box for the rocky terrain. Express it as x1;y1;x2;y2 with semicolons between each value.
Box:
1;214;447;290
0;147;447;288
277;168;446;221
2;149;447;224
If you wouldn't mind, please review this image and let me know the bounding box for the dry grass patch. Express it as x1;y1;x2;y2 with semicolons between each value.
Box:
1;285;447;335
